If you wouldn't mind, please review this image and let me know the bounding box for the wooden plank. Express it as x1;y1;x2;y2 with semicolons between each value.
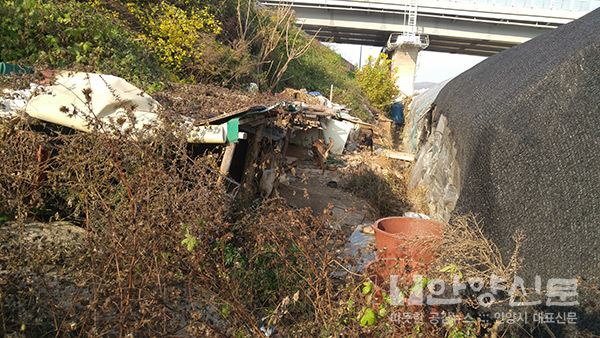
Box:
240;124;265;199
217;142;237;185
383;150;415;162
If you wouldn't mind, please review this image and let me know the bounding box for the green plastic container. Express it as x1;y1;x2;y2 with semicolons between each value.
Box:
0;62;33;75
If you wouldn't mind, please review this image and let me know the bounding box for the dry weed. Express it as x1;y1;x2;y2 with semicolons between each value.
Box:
0;88;356;335
430;214;524;285
406;185;430;215
343;165;411;218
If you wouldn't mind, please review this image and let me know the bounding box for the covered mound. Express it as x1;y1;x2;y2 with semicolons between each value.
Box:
412;6;599;294
408;9;600;334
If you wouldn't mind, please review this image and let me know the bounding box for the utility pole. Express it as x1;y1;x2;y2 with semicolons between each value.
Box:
359;45;363;68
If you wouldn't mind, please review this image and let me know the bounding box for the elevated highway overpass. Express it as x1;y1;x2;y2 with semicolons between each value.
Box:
261;0;599;95
261;0;597;56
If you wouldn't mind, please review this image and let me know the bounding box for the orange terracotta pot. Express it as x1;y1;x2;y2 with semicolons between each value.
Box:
371;217;443;277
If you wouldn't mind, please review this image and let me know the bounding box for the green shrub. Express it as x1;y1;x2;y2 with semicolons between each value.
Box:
0;0;372;117
0;0;169;90
127;1;222;72
126;1;255;85
355;53;399;111
280;40;372;120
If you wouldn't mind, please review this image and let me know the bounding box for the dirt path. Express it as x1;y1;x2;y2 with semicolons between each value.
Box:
279;162;375;231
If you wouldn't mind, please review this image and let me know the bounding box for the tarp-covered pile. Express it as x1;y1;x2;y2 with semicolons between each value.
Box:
411;8;600;289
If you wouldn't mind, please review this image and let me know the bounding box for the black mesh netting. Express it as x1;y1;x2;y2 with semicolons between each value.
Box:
434;9;600;284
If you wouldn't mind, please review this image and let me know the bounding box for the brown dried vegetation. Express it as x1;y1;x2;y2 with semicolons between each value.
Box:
0;100;354;335
343;165;412;218
152;82;279;120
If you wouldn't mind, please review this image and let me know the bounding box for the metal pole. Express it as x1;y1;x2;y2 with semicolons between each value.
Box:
359;45;363;68
330;84;334;102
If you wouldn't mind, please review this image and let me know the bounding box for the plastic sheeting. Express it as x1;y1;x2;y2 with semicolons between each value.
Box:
390;102;404;125
409;115;460;221
289;112;360;155
321;116;358;155
25;72;235;143
1;84;39;119
26;72;160;133
403;79;450;153
0;62;33;75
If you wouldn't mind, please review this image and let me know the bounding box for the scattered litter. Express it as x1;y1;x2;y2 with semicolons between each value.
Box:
259;169;278;197
246;82;259;93
345;141;358;152
0;62;33;75
1;83;39;119
345;223;376;272
383;150;415;162
277;88;322;106
403;211;431;219
259;322;276;337
361;224;375;234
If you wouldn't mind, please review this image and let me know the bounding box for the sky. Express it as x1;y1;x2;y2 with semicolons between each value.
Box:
324;42;487;84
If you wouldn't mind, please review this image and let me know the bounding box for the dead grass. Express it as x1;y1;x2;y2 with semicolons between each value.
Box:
152;82;279;120
343;165;412;218
0;98;353;336
430;214;524;285
406;185;430;215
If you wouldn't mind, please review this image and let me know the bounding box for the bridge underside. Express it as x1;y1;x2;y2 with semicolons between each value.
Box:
277;4;563;57
303;25;518;56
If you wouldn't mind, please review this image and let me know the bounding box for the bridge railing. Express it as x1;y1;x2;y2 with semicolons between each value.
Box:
387;32;430;49
349;0;599;12
443;0;596;11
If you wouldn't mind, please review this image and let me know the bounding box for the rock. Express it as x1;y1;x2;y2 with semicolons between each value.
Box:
361;224;375;234
246;82;259;93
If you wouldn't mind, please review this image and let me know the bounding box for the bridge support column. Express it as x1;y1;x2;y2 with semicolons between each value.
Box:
390;45;420;97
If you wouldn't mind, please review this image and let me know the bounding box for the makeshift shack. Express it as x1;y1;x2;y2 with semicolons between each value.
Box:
3;73;366;199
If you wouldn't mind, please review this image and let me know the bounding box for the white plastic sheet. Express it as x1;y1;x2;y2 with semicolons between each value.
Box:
25;72;229;143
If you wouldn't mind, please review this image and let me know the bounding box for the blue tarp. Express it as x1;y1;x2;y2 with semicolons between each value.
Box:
390;102;404;125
